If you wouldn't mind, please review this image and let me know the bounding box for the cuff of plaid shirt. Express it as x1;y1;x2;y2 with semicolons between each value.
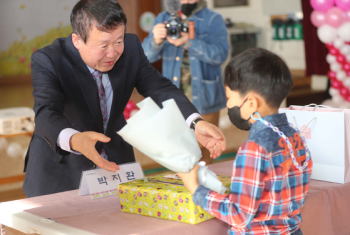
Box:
193;185;211;207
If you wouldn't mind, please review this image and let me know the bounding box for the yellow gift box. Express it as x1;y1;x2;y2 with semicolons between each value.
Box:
118;172;231;224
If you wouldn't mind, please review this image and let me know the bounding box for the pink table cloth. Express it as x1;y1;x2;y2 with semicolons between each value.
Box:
1;160;350;235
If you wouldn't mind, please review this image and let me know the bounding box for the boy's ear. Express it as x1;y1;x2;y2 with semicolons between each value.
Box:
248;96;259;113
241;96;259;120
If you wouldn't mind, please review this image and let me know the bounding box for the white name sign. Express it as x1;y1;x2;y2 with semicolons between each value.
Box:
79;162;144;199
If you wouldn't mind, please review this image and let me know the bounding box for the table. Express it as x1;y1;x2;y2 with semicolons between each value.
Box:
1;160;350;235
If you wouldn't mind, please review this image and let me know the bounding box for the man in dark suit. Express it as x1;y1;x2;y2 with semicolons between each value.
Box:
23;0;226;197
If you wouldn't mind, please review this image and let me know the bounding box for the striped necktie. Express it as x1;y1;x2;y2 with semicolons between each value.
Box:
91;70;108;160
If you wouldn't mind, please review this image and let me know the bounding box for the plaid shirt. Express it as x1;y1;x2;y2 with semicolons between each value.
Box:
193;113;313;235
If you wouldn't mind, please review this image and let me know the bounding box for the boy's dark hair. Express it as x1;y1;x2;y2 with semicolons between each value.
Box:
70;0;127;43
224;48;293;108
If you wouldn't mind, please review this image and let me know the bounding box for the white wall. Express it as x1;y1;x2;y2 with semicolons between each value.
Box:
261;0;302;15
206;0;306;70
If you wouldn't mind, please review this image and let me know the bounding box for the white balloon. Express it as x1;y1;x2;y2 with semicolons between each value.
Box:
329;87;340;96
340;45;350;55
0;138;8;151
130;109;139;117
326;54;336;64
338;22;350;42
347;55;350;62
331;62;342;72
337;71;347;81
22;147;28;160
334;38;344;49
340;101;350;108
332;95;345;105
322;99;336;107
6;142;23;158
317;25;338;43
343;78;350;88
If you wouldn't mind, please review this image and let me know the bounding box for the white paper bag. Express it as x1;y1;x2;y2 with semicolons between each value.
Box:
117;97;228;194
279;104;350;184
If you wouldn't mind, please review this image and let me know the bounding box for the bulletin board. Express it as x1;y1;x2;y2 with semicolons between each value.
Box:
0;0;78;78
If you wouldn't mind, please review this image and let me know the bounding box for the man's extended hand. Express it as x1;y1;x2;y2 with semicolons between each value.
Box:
178;164;200;195
167;32;189;47
195;120;226;159
70;132;120;172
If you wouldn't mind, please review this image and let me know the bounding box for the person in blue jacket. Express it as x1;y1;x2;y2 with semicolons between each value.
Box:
142;0;229;164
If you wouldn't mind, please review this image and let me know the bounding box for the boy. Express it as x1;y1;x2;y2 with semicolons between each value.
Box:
179;48;313;235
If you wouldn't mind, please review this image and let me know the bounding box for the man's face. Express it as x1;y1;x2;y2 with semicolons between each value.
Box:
72;24;125;72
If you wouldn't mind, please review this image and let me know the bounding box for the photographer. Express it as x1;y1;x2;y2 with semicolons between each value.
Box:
142;0;229;164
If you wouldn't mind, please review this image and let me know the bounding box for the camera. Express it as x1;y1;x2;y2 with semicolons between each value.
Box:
165;14;188;39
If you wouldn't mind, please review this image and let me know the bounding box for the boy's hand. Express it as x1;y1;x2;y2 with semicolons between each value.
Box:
178;164;200;195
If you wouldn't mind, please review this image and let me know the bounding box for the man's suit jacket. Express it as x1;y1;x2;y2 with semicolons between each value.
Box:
23;33;198;197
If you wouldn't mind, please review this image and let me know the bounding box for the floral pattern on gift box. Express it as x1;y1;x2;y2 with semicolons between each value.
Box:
118;172;231;224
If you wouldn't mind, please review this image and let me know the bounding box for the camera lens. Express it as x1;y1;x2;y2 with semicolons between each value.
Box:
166;15;181;39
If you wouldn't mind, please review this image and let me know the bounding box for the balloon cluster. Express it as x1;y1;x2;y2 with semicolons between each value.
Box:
123;100;139;120
311;0;350;106
0;138;27;159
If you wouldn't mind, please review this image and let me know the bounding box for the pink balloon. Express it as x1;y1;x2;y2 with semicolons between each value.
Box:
343;63;350;70
123;110;130;120
326;42;334;48
332;80;343;88
340;87;350;96
325;7;346;27
337;54;347;63
335;0;350;10
344;10;350;21
125;103;133;111
311;10;327;27
125;100;137;111
311;0;335;12
329;46;339;55
328;70;337;79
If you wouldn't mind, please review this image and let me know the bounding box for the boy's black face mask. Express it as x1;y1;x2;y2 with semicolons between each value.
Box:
181;3;198;16
227;98;251;131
